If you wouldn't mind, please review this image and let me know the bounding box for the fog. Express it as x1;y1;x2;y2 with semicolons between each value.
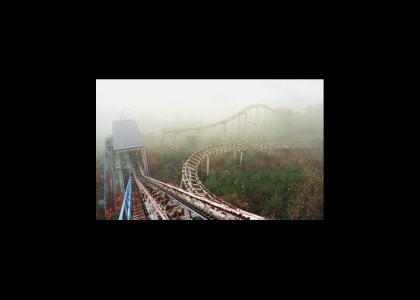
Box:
96;80;323;149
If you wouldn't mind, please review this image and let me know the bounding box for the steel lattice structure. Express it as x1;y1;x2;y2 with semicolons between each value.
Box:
161;104;277;151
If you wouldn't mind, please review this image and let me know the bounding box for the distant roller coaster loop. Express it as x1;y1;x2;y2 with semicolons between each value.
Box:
162;104;276;135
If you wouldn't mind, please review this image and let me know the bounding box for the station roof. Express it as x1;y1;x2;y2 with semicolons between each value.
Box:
112;119;144;151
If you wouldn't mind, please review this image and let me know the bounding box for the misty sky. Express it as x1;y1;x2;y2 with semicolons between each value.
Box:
96;80;323;138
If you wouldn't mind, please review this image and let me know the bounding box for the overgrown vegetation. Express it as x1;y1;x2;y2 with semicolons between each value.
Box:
96;103;324;220
145;104;324;219
203;150;323;219
148;149;190;186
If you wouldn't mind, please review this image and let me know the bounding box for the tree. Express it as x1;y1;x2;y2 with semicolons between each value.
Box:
288;176;323;220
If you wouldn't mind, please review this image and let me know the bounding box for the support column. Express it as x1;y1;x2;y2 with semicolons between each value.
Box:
255;107;258;123
261;109;264;142
240;151;243;167
103;143;109;212
143;148;149;175
115;153;125;196
111;150;117;210
142;149;147;173
237;115;240;141
244;113;247;141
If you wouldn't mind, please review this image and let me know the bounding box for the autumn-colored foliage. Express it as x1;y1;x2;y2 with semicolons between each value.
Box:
288;176;323;220
220;192;248;210
102;194;125;220
205;149;323;219
105;207;114;220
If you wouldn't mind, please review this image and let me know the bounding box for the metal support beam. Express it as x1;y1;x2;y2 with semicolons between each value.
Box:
237;114;240;141
104;139;111;213
104;146;108;211
261;108;264;124
118;177;132;220
244;113;247;141
140;148;149;175
240;151;243;167
111;147;117;210
115;153;125;196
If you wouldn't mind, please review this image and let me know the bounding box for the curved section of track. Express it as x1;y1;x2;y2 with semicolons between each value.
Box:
181;143;320;203
163;104;276;135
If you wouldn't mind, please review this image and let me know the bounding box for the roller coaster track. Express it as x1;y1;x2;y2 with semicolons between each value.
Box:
131;165;265;220
181;143;320;202
162;104;275;135
113;104;320;220
124;143;319;220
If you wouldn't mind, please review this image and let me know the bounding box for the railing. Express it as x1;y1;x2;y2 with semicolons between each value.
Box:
118;176;132;220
